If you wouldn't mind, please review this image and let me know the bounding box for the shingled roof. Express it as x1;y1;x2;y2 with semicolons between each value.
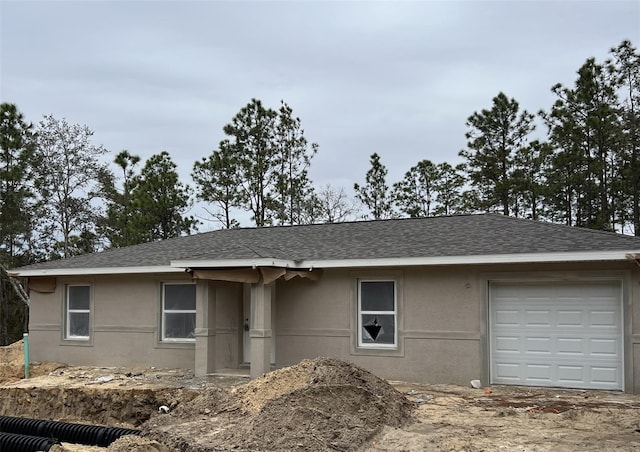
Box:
12;214;640;275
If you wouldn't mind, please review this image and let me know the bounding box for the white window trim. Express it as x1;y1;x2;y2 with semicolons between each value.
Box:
357;279;397;349
161;282;196;342
65;284;91;341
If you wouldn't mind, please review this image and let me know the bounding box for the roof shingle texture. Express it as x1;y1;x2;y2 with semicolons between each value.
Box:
14;214;640;271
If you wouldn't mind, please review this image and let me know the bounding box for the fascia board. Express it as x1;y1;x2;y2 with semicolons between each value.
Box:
300;250;638;268
11;266;183;277
170;258;296;269
172;250;640;270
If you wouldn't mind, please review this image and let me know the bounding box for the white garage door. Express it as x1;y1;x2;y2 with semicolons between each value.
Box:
490;282;623;390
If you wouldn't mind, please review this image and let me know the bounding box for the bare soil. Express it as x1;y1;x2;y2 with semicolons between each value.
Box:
2;341;640;451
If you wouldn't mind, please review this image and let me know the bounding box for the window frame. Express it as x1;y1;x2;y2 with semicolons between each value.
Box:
161;282;197;343
65;284;91;341
357;279;397;349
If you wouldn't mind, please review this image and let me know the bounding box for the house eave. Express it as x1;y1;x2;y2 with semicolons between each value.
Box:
10;250;639;278
11;266;183;277
171;258;296;269
172;250;640;270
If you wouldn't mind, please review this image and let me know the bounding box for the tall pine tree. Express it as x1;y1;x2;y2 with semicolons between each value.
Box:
354;153;393;220
608;40;640;235
543;59;621;230
130;152;198;241
192;141;242;229
0;103;34;345
99;150;144;247
392;159;438;217
273;101;318;225
199;99;318;227
459;92;535;216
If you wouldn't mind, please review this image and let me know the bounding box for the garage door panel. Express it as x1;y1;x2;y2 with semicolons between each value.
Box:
525;310;551;327
495;335;520;352
557;365;585;383
590;338;619;356
490;282;622;390
527;364;552;382
525;337;551;353
494;362;522;380
495;310;520;326
556;337;585;355
591;367;619;387
557;311;583;326
590;311;618;328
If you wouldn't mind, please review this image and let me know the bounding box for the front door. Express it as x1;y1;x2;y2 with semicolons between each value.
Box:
242;284;276;364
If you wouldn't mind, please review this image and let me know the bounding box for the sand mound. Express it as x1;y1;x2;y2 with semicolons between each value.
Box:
0;341;26;382
143;357;413;451
108;435;170;452
232;358;315;413
0;340;68;383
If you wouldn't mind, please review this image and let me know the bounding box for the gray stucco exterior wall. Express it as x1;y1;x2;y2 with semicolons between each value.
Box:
26;261;640;392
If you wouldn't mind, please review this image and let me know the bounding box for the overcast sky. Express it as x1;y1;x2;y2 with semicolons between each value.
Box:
1;0;639;227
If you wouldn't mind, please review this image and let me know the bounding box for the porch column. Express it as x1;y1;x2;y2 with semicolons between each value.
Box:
250;281;272;378
195;281;216;376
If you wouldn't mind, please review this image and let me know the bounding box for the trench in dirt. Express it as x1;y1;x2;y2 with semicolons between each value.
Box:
0;357;415;452
0;386;197;427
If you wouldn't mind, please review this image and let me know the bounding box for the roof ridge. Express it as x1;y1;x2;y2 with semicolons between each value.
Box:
210;213;485;233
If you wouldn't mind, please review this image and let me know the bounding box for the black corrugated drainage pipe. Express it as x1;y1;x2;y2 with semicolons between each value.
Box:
0;431;60;452
0;416;140;447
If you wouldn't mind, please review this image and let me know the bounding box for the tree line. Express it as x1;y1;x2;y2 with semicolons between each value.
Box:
0;39;637;344
356;40;639;235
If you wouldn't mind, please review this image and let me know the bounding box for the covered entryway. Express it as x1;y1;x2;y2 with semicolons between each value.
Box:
490;281;623;390
190;266;322;379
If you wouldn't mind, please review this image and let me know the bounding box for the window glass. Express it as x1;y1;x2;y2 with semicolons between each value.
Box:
68;286;90;310
69;312;90;337
164;313;196;339
164;284;196;310
360;314;395;345
358;280;396;349
360;281;394;311
66;285;90;340
162;283;196;341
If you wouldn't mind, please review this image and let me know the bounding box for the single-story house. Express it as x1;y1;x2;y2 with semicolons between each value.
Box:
10;214;640;392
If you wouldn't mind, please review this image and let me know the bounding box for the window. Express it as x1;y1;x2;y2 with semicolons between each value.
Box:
357;280;396;349
66;285;91;340
162;283;196;341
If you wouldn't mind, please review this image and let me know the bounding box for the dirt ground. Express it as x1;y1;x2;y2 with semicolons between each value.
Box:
2;341;640;451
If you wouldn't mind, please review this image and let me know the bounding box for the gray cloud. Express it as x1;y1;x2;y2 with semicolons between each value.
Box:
1;0;638;225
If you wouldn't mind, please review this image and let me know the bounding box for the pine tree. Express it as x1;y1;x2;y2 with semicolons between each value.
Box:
273;101;318;225
432;163;466;216
459;92;535;216
608;40;640;235
543;58;621;230
192;141;242;229
222;99;279;227
354;153;393;220
0;103;36;266
511;140;552;220
130;151;198;241
0;103;34;345
392;160;438;217
207;99;318;227
99;150;144;247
